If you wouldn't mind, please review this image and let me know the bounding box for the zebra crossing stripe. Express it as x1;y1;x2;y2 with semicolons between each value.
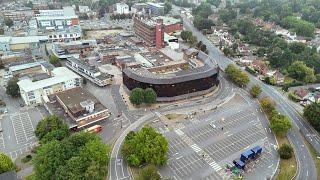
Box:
209;161;222;171
191;144;202;152
175;129;184;136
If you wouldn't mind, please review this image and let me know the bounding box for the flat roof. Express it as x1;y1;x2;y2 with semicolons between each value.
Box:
18;67;80;92
147;2;164;8
123;51;219;84
0;36;48;44
9;61;46;72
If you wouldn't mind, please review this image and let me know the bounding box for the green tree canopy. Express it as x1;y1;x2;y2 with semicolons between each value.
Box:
138;165;161;180
164;1;172;14
181;30;193;42
4;18;13;27
49;55;60;66
259;96;276;117
288;61;316;83
35;115;70;141
6;77;20;98
121;127;168;167
34;132;109;180
270;114;292;136
192;2;212;18
278;143;293;159
129;88;145;105
144;88;157;104
0;153;15;174
250;85;262;98
303;103;320;132
225;64;249;87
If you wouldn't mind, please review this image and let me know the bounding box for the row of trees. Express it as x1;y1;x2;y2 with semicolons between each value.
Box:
33;115;110;179
303;103;320;133
129;88;157;106
181;30;207;52
192;2;214;30
237;0;318;37
228;18;320;83
225;64;250;87
259;97;292;136
281;16;315;38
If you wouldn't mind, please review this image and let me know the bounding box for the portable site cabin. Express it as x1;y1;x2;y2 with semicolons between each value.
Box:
233;159;245;170
240;150;254;162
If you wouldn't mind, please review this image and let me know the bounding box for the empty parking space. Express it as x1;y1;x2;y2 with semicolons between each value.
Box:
204;125;266;162
168;153;211;179
168;137;189;156
185;110;256;143
11;112;35;144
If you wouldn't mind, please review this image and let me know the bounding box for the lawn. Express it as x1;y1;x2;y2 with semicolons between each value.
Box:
276;136;297;180
165;113;184;120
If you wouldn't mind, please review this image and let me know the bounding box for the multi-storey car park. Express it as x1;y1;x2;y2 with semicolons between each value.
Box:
122;48;219;101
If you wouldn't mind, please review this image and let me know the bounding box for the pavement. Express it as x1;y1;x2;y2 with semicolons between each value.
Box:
156;90;278;180
0;93;46;160
182;15;317;180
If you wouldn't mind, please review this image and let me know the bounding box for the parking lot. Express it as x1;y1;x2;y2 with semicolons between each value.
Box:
0;107;46;160
158;93;278;180
10;112;35;144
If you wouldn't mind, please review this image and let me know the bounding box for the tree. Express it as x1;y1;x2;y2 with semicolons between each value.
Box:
206;0;220;7
144;88;157;104
270;114;292;136
281;16;315;37
164;1;172;14
259;96;276;116
189;36;198;46
288;61;316;83
4;18;13;27
121;127;168;167
223;47;233;57
34;132;109;180
129;88;145;105
192;2;212;18
25;1;33;8
0;29;4;35
304;103;320;132
257;47;267;57
0;153;15;174
138;165;161;180
225;64;249;87
50;55;60;66
83;78;87;85
6;77;20;98
35;115;70;141
250;85;262;98
278;143;293;159
181;30;192;42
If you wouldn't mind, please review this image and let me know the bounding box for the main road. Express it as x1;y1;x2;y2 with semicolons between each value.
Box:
182;16;317;179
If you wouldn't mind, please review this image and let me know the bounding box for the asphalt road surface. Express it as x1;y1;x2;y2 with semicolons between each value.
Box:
182;16;317;180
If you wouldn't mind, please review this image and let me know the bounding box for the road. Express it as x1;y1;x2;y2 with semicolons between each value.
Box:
182;16;317;179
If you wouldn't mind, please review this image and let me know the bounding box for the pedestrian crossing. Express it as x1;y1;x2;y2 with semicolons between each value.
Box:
209;161;222;171
174;128;222;173
191;144;201;153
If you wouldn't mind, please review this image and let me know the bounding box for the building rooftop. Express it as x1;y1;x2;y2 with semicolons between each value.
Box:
9;61;46;72
147;2;164;8
17;67;81;92
123;50;219;84
53;87;107;119
0;36;48;44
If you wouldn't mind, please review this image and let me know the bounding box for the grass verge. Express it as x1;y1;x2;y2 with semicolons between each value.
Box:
24;173;36;180
276;136;297;180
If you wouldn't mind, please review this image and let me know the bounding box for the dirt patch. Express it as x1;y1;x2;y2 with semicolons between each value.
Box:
84;29;125;39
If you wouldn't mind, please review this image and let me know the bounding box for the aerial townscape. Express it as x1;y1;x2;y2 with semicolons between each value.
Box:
0;0;320;179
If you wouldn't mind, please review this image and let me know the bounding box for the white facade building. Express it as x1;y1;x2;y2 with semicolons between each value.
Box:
79;6;90;13
18;67;81;105
115;3;129;14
